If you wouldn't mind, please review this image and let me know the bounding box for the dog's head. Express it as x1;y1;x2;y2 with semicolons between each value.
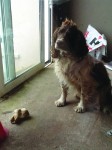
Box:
53;19;88;58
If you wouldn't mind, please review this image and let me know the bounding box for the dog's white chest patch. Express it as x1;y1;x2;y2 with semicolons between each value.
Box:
54;58;72;84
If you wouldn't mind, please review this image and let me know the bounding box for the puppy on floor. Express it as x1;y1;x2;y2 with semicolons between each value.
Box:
51;19;112;113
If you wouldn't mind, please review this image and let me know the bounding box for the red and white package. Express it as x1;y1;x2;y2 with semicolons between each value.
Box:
85;25;107;52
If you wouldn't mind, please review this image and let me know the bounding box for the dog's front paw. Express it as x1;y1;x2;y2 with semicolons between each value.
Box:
74;105;85;113
55;99;66;107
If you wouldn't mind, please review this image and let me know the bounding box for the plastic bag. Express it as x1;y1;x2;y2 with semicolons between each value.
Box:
85;25;107;52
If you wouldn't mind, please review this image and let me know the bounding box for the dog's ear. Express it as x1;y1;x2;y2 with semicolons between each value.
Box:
68;28;88;58
53;27;60;43
76;30;88;57
51;27;60;58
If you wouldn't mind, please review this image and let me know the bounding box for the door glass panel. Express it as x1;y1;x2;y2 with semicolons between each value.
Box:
0;0;51;97
11;0;40;75
0;0;16;83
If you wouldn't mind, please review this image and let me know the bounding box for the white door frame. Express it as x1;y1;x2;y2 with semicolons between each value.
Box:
0;0;49;97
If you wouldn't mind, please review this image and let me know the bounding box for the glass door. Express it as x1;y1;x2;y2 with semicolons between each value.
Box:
0;0;16;83
11;0;41;75
0;0;49;97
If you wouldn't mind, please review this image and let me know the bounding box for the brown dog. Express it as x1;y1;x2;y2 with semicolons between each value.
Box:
51;19;112;113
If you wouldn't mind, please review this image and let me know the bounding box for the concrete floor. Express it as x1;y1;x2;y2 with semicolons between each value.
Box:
0;64;112;150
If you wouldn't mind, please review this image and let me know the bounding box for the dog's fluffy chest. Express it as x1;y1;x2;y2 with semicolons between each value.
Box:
54;58;70;77
54;57;80;85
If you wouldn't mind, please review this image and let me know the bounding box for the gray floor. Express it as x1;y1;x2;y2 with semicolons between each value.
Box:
0;64;112;150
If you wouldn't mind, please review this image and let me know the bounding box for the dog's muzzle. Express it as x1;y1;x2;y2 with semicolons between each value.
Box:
55;38;64;50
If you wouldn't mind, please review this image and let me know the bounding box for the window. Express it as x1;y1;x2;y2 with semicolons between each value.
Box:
0;0;50;97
